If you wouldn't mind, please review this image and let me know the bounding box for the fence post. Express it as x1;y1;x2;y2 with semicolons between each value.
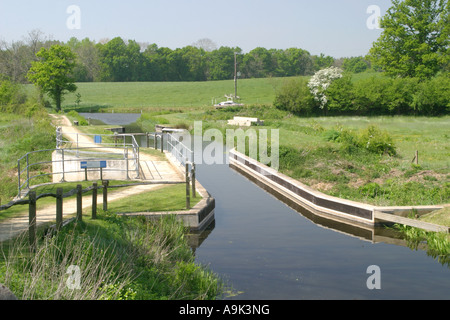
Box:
160;134;164;153
26;153;30;189
102;180;109;211
28;191;36;251
18;160;21;196
76;184;82;221
61;149;65;182
92;182;97;220
191;163;196;198
56;188;63;231
125;148;129;180
185;163;190;209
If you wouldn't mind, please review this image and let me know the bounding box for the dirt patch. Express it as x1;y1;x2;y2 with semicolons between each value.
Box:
406;170;446;183
310;182;335;192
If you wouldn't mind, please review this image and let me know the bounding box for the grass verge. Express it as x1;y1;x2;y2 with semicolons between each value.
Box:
0;212;222;300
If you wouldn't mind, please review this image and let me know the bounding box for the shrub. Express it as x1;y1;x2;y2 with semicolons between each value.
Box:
352;76;392;114
326;74;355;114
307;67;343;110
359;182;382;198
356;125;396;156
324;125;396;156
67;110;89;125
274;78;316;115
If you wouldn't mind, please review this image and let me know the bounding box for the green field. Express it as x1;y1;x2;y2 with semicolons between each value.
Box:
42;77;290;112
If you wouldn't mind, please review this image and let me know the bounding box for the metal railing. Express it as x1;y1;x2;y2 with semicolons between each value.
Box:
17;146;140;197
17;127;142;198
165;132;194;166
16;127;195;198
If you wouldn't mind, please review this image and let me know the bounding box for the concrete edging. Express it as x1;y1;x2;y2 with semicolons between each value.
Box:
229;148;447;232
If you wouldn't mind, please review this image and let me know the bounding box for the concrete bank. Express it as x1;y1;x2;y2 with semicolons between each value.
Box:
118;151;215;231
229;148;448;233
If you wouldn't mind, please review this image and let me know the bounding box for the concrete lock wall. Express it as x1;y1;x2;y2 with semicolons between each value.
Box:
52;151;134;182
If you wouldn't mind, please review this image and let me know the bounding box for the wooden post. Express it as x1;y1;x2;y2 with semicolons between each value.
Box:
28;191;36;251
415;150;419;165
56;188;63;231
102;180;109;211
92;182;98;219
185;163;190;209
76;184;82;221
160;134;164;153
191;163;196;198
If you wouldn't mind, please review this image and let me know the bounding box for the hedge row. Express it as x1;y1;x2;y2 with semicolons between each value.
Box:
274;74;449;116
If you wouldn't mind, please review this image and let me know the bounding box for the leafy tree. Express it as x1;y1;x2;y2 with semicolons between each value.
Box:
342;56;370;73
207;46;242;80
27;45;77;112
313;53;335;71
369;0;449;79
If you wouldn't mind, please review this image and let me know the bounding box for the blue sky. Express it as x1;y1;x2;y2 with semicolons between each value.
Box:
0;0;393;57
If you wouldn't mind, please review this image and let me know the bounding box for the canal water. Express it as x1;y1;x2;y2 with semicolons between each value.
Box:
81;113;450;300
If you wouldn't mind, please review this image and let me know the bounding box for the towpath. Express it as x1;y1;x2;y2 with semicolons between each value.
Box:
0;115;184;243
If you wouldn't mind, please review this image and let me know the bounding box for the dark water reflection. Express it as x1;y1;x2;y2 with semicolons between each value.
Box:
79;113;450;300
79;113;141;126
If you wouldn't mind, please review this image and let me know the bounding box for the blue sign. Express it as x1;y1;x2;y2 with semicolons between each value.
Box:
81;161;107;169
94;135;102;144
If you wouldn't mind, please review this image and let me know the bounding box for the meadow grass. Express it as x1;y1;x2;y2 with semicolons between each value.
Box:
0;212;222;300
24;77;291;112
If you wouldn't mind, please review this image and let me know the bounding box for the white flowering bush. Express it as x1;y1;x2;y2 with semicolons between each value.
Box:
307;67;343;109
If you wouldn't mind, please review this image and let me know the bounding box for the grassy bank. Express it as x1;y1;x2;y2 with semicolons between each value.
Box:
0;109;55;204
0;212;222;300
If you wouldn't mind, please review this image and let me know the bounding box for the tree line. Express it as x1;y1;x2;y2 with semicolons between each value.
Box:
0;32;371;84
275;0;449;116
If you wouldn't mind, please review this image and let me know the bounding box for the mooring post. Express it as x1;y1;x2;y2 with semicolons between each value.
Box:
102;180;109;211
56;188;63;231
92;182;97;220
185;163;190;209
76;184;82;221
28;191;36;251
